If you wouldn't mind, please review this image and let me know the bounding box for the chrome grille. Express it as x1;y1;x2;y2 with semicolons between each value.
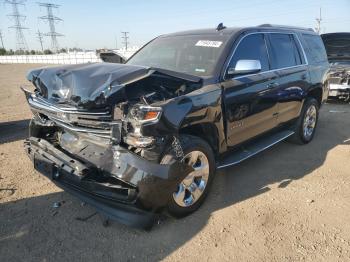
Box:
28;94;113;138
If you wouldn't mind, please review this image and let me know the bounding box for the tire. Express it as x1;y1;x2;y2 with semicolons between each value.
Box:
289;98;319;144
160;135;216;218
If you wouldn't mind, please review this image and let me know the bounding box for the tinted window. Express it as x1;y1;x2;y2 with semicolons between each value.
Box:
268;34;301;69
303;34;328;63
229;34;269;72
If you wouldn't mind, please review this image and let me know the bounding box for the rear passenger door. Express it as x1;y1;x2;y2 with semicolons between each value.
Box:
266;33;309;124
222;33;280;146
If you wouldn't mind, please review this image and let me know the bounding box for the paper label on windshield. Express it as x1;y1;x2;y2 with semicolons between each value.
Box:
195;40;222;48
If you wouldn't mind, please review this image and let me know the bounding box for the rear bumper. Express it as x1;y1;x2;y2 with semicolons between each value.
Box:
25;137;192;229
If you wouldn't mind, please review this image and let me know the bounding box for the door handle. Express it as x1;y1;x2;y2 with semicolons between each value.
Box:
267;82;279;88
301;74;307;80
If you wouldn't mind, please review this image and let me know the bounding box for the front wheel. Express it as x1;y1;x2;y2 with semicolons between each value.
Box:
289;98;319;144
160;135;216;217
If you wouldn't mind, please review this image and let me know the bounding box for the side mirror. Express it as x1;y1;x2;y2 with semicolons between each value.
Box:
226;59;262;77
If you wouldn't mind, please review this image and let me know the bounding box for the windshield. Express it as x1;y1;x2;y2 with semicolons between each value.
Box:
127;35;229;77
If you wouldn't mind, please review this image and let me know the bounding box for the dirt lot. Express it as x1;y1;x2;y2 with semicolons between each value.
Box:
0;64;350;262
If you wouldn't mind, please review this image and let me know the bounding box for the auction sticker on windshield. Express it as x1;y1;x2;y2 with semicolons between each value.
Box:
195;40;223;48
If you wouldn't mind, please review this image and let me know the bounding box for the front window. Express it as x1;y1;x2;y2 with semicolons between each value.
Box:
127;35;229;77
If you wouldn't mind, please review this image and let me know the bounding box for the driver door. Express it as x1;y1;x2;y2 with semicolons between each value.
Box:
222;33;280;146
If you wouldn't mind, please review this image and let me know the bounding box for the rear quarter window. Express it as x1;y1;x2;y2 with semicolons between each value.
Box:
302;34;328;64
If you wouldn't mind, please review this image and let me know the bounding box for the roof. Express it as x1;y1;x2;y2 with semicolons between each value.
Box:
159;24;315;38
161;27;243;37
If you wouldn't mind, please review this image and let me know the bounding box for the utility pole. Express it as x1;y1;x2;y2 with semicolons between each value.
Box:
38;2;64;52
0;30;4;49
5;0;28;51
121;31;129;50
315;7;322;34
115;35;118;49
37;30;44;52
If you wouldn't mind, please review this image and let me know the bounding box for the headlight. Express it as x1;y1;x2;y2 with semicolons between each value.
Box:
124;134;155;148
129;105;162;124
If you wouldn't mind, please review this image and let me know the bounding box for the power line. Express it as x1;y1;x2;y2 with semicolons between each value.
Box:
38;2;64;52
121;31;129;50
5;0;28;51
37;30;44;51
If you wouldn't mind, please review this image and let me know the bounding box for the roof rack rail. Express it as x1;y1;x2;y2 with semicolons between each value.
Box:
258;24;314;32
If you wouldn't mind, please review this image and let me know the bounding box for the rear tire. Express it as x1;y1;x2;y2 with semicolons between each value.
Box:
160;135;216;218
289;98;319;144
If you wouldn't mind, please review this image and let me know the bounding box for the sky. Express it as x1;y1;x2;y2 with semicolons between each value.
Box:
0;0;350;51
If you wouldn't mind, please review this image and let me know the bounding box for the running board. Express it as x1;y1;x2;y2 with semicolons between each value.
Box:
217;130;295;169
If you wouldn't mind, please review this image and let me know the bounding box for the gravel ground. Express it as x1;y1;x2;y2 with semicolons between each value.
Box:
1;64;350;262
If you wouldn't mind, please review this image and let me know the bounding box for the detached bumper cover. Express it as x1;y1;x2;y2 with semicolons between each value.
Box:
25;137;192;229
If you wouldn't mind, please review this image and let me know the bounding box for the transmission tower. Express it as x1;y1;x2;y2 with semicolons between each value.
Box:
37;30;44;52
38;2;63;52
0;30;5;49
315;7;322;34
5;0;28;51
121;31;129;50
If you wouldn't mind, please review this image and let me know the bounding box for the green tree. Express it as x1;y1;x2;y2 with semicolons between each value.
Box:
7;49;14;55
15;49;25;55
30;50;36;55
43;49;53;54
58;48;67;53
0;48;6;56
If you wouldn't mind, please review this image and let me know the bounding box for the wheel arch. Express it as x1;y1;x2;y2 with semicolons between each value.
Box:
179;123;220;156
306;87;323;106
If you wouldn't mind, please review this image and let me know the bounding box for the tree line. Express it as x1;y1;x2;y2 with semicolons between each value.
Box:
0;48;84;56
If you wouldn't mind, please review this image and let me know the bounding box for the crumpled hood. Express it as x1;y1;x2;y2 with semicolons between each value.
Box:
27;62;201;109
26;63;152;108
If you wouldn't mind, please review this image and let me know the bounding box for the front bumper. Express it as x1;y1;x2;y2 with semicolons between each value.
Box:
25;137;192;229
329;84;350;98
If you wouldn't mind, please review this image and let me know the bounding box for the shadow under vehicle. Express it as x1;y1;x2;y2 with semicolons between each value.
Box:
22;24;329;229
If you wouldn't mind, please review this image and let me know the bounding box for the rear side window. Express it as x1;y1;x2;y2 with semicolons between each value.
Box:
302;34;328;63
268;34;302;69
229;34;269;72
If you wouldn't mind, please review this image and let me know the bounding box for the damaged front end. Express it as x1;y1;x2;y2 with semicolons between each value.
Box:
328;68;350;101
23;63;201;228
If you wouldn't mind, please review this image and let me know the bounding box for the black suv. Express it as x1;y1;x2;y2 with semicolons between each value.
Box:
23;24;329;229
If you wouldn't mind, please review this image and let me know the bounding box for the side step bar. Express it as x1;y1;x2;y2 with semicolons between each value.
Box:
217;130;295;169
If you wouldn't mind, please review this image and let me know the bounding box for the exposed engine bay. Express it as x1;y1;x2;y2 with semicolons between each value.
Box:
328;66;350;102
24;63;202;162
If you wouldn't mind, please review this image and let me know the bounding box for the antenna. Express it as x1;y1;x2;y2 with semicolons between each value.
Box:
121;31;129;50
0;30;5;49
38;2;64;52
315;7;322;34
37;30;44;51
5;0;28;51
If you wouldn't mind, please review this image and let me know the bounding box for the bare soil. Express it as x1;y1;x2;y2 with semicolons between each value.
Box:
1;64;350;262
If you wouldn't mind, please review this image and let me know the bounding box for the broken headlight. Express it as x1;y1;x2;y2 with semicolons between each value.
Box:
117;105;162;148
129;105;162;124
